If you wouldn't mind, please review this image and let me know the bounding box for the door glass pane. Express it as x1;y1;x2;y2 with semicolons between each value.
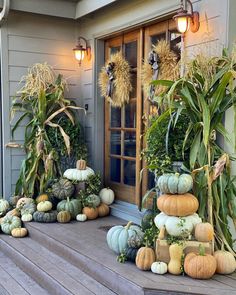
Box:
130;72;137;98
110;107;121;127
125;100;136;128
151;33;166;45
110;158;121;182
110;46;121;55
124;160;136;186
110;131;121;155
169;30;181;60
124;132;136;157
125;41;137;68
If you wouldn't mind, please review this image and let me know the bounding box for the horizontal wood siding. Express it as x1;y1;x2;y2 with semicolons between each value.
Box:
2;11;80;198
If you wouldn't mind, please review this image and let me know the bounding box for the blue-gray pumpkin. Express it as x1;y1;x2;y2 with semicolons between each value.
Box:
157;173;193;194
106;221;143;254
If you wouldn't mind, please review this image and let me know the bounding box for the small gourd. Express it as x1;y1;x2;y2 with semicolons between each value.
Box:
21;203;36;215
76;214;87;222
6;208;20;217
168;244;183;275
126;247;138;262
76;159;87;170
57;211;71;223
127;235;143;248
85;194;101;208
37;201;52;212
1;216;21;234
21;213;33;222
136;246;156;271
99;188;115;205
35;194;49;204
9;195;21;207
16;197;34;209
51;179;75;200
97;203;110;217
11;227;28;238
194;222;214;242
151;262;168;275
82;207;98;220
214;250;236;274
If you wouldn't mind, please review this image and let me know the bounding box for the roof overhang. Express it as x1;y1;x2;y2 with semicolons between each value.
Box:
0;0;118;19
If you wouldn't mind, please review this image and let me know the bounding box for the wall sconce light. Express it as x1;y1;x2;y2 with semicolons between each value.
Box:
73;36;91;65
173;0;200;34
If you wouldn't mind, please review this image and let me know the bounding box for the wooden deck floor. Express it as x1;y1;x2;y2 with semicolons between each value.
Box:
0;216;235;295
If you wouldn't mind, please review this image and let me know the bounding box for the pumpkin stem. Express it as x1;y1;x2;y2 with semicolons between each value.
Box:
175;173;180;177
125;221;133;229
67;197;70;202
199;244;206;256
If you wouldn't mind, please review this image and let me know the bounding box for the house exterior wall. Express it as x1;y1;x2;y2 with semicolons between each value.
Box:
76;0;230;174
0;11;80;198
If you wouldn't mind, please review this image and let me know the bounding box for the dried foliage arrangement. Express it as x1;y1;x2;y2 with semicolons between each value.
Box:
99;52;132;108
142;40;179;99
10;63;85;197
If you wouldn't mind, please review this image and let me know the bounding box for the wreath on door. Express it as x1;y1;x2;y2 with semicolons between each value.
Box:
142;40;179;103
99;52;132;108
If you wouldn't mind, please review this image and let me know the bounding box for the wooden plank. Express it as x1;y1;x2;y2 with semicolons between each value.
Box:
0;253;49;295
0;236;94;295
19;238;116;295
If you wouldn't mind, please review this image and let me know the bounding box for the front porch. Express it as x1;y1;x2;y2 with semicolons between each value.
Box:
0;216;235;295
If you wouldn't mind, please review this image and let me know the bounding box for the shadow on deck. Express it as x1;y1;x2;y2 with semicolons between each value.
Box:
0;216;235;295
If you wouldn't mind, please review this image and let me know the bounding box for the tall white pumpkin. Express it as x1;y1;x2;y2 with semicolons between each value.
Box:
99;188;115;205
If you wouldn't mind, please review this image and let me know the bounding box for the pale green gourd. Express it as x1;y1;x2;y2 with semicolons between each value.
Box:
157;173;193;194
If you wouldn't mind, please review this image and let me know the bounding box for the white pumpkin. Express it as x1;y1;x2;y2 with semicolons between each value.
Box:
0;199;9;214
21;213;33;222
99;188;115;205
76;214;87;222
64;167;94;181
151;262;168;274
154;212;201;237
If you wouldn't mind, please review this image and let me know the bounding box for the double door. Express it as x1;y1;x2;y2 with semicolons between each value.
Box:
104;20;181;206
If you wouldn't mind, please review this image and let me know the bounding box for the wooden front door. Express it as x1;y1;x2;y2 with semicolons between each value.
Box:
104;20;181;205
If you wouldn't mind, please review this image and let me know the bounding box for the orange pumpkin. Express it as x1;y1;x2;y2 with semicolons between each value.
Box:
82;207;98;220
157;193;199;217
36;194;49;204
136;246;155;271
6;208;20;217
98;203;110;217
194;222;214;242
184;245;216;279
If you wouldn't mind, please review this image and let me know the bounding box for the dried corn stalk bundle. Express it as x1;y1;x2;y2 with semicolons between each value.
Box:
99;52;132;108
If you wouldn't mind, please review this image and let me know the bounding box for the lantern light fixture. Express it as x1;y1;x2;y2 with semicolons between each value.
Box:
73;36;91;65
173;0;200;34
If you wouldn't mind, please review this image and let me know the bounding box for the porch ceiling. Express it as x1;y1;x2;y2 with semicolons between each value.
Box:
0;0;119;19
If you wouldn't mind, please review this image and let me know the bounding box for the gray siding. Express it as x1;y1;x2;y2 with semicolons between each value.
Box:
1;11;80;198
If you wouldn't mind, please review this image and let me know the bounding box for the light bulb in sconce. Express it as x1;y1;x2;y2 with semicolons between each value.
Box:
173;0;200;34
73;36;91;66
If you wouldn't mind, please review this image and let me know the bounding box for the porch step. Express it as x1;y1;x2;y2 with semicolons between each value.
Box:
110;201;143;225
0;251;50;295
0;233;117;295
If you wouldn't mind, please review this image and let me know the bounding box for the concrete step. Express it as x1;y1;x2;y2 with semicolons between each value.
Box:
25;222;144;295
0;251;50;295
0;234;117;295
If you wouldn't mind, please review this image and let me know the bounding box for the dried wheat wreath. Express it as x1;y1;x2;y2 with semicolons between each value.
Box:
142;40;179;101
99;52;132;108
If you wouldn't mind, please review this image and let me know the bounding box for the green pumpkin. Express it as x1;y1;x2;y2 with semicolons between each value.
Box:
141;209;155;231
127;234;143;248
126;247;138;262
106;221;144;255
57;197;82;219
1;216;21;234
33;211;57;223
157;173;193;194
0;199;9;215
21;203;36;215
52;179;74;200
9;195;21;207
84;194;101;208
